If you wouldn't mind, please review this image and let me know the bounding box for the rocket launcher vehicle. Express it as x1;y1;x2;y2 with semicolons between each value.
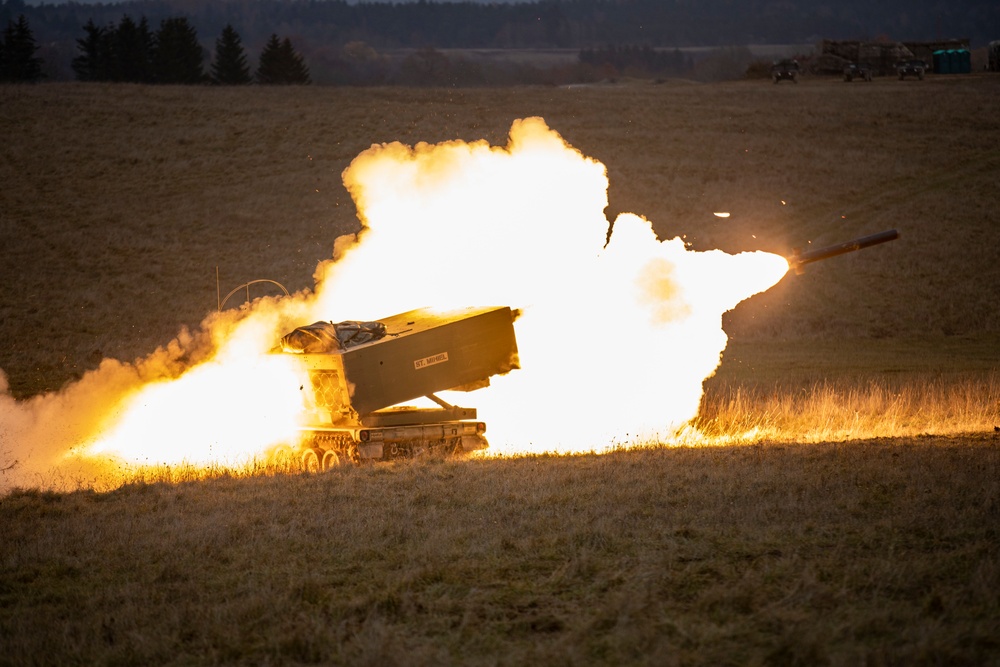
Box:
275;306;520;466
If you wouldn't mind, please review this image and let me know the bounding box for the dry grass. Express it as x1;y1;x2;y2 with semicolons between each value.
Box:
700;337;1000;442
697;372;1000;443
2;77;1000;664
2;442;999;666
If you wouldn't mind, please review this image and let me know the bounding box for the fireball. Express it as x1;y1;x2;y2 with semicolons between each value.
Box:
0;117;789;488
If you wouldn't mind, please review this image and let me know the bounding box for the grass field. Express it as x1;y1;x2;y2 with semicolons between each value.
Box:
3;441;998;666
2;76;999;664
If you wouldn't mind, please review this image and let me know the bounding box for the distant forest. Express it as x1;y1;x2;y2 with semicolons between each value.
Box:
3;0;996;83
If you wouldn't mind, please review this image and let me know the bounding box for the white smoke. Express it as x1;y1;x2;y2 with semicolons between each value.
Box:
312;117;787;452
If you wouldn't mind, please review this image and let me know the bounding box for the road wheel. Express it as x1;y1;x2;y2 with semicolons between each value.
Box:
301;448;321;473
321;449;342;471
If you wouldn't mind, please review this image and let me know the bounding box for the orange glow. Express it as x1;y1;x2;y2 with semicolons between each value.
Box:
310;118;789;454
1;117;792;488
69;299;318;470
84;352;308;467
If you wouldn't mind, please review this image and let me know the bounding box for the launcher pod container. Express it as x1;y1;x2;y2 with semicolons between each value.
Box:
276;306;519;469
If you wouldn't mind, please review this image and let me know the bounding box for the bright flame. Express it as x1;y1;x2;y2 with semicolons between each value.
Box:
85;352;306;467
310;117;788;453
0;117;791;489
78;299;320;468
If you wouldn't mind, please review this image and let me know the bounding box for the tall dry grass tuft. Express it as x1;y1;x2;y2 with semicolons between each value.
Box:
697;372;1000;443
22;451;341;494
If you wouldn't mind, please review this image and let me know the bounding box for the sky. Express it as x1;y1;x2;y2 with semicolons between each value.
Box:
19;0;539;4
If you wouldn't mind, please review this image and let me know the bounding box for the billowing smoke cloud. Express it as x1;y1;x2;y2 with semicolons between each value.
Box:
0;304;315;490
0;117;787;490
312;117;787;451
0;329;202;489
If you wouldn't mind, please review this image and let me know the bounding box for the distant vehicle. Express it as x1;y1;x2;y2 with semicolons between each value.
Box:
843;62;873;82
896;59;927;80
771;59;800;83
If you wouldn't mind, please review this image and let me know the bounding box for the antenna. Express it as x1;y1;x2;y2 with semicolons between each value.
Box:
219;279;290;311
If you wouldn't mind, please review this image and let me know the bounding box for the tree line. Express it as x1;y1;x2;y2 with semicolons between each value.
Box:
73;15;309;85
0;14;42;82
1;12;310;85
4;0;996;56
0;12;852;88
2;11;707;86
4;0;998;86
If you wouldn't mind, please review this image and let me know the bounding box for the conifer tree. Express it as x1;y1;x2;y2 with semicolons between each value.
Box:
0;14;44;83
153;17;204;84
256;34;310;85
112;15;154;83
71;19;109;81
255;34;283;84
210;24;251;85
277;37;310;84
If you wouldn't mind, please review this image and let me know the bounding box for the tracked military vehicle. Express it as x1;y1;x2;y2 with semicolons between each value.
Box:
273;306;519;470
